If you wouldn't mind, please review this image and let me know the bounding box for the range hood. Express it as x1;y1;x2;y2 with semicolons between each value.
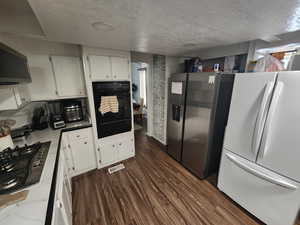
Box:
0;43;31;85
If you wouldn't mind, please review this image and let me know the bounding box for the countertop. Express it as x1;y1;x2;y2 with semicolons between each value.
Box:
0;119;92;225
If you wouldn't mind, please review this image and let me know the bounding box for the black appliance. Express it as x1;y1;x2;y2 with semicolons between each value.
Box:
63;100;83;123
11;125;32;139
49;101;65;129
50;114;65;129
0;43;31;85
0;142;50;194
167;73;234;179
92;81;132;138
32;106;48;130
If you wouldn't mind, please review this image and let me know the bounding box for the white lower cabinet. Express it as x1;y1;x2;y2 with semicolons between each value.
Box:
62;128;96;176
100;141;116;165
53;152;72;225
117;138;134;160
99;135;134;166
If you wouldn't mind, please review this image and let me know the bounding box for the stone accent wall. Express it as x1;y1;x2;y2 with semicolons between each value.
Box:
152;55;166;143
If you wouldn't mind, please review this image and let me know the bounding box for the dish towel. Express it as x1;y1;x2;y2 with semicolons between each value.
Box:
99;96;119;114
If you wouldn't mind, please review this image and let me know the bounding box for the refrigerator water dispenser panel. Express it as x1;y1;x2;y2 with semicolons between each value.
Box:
172;104;181;122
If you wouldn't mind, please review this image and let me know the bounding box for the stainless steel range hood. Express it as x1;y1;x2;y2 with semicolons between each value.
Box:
0;43;31;85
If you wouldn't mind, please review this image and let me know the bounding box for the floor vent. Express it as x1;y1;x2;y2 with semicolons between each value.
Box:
108;163;125;174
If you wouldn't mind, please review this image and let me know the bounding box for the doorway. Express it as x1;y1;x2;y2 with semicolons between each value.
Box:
131;62;149;134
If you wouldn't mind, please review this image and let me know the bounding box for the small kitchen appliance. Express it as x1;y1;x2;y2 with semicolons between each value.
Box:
63;100;83;123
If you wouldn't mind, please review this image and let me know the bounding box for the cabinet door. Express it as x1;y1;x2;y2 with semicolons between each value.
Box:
62;151;72;193
17;85;31;105
111;56;129;80
51;56;85;97
56;157;72;225
0;88;18;110
27;55;57;100
53;202;68;225
117;138;134;160
88;55;111;80
61;135;75;176
69;138;96;173
100;142;116;164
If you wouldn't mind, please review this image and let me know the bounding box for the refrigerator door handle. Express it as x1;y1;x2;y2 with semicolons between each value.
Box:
226;152;297;190
252;81;275;157
259;81;284;158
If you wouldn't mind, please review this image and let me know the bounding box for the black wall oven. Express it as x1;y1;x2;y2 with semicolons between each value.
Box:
92;81;132;138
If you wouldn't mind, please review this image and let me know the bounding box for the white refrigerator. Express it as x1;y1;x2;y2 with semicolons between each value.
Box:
218;71;300;225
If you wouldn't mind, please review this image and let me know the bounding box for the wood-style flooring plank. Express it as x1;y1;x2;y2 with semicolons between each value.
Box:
73;131;267;225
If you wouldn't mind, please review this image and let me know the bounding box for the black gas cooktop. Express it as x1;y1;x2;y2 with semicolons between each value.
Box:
0;141;50;194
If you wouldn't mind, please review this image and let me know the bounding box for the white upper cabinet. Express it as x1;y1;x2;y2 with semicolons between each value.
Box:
111;56;129;80
88;55;111;81
27;55;57;101
88;55;130;81
0;86;30;111
50;56;86;97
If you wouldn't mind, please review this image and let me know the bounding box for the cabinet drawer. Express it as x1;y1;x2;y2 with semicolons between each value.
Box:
67;128;92;141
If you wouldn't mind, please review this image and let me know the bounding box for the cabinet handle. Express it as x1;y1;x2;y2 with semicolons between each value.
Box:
72;167;75;170
84;142;87;144
68;144;71;148
119;143;122;146
76;135;80;138
97;148;100;152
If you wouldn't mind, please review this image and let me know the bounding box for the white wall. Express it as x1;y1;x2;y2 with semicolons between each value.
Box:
185;42;250;59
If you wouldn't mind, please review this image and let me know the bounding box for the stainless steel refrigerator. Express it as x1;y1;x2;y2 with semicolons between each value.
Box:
167;72;234;179
218;72;300;225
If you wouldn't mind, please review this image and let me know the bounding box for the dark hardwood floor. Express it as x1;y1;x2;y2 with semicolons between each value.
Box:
72;131;294;225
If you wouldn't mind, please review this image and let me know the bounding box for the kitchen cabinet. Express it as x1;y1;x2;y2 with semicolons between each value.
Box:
117;137;134;160
99;141;116;165
53;152;72;225
27;55;57;101
111;56;130;80
87;55;130;81
0;86;30;111
62;128;96;176
88;55;111;80
99;136;134;165
50;56;86;97
61;134;75;178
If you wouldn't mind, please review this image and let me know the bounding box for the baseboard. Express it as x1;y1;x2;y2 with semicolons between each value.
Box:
150;136;167;151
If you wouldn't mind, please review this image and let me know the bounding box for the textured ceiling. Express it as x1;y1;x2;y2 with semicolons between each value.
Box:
0;0;44;37
26;0;300;55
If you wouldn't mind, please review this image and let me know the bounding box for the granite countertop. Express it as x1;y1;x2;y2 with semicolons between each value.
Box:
0;119;92;225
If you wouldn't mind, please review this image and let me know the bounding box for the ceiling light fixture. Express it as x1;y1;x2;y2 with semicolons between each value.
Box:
260;35;281;42
183;43;197;48
91;21;114;31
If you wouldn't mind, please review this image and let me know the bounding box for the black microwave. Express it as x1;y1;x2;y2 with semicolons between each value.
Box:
0;43;31;85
